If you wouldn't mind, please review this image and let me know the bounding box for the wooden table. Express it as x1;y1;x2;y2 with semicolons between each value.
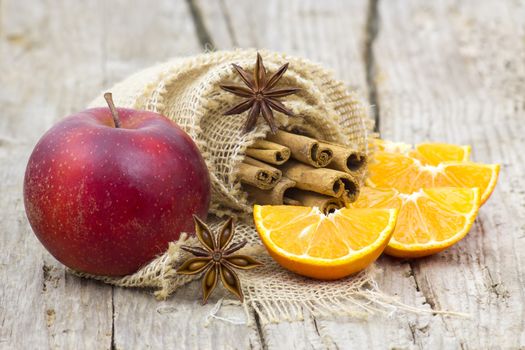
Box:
1;1;524;348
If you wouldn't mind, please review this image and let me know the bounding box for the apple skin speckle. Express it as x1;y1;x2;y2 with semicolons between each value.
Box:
23;107;211;276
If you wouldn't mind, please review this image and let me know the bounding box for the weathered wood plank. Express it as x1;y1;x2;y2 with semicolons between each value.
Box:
0;1;262;349
100;0;203;85
0;148;115;350
0;1;107;142
194;0;367;348
2;0;523;348
0;149;55;349
315;258;456;350
83;1;264;349
374;0;525;348
0;1;114;348
196;1;453;349
113;282;261;349
205;0;370;96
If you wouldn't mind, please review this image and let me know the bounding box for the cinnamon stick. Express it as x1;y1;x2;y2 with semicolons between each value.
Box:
279;161;359;200
244;177;297;205
340;175;360;204
246;140;291;165
238;156;282;190
320;141;367;175
285;189;344;213
266;130;333;168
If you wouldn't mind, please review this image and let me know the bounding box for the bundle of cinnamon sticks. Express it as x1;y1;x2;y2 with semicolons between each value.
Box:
238;130;367;213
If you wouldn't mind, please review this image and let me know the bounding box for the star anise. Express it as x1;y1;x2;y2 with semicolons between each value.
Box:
177;215;263;304
220;53;300;134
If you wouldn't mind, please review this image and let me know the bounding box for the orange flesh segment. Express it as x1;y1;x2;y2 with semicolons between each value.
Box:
410;143;471;165
258;206;393;259
254;205;398;279
368;151;499;204
269;213;321;256
350;187;480;257
375;140;471;165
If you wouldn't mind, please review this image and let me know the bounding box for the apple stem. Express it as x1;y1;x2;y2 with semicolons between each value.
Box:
104;92;121;128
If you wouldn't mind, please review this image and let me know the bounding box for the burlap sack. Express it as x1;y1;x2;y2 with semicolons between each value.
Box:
79;49;409;324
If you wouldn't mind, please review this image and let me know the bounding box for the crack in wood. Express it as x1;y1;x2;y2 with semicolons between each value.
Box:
42;262;60;292
483;265;510;300
312;316;340;349
410;262;470;348
186;0;215;50
476;219;511;300
312;317;321;337
42;263;52;292
408;262;438;311
111;287;116;350
408;323;421;349
364;0;380;133
253;311;268;350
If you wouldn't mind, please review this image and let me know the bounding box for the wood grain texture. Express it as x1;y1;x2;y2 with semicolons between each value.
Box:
0;1;261;349
195;0;525;348
200;0;371;97
1;0;524;348
373;0;525;348
0;1;114;348
90;2;260;348
194;1;363;348
70;1;262;349
195;1;452;349
113;282;261;349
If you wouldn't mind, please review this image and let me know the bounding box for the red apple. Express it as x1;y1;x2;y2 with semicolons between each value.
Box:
23;93;211;276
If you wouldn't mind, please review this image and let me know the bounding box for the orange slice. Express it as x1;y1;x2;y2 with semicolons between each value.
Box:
350;187;480;258
367;151;499;204
253;205;397;279
409;143;471;165
375;139;471;165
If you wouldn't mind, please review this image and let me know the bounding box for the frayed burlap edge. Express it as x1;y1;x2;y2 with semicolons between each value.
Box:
71;221;468;326
71;233;199;299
